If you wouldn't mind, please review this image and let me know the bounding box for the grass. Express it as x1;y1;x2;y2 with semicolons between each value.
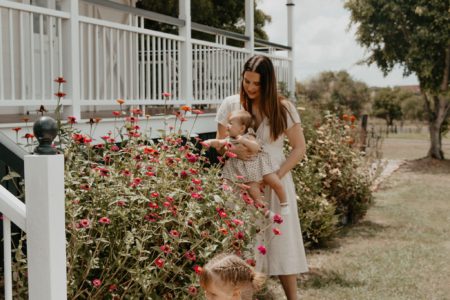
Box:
266;131;450;300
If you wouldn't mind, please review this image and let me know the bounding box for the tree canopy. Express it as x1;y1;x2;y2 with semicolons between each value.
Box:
136;0;271;41
345;0;450;159
298;70;370;117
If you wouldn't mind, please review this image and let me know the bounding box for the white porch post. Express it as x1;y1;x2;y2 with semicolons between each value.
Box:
287;0;296;100
179;0;193;108
25;154;67;300
245;0;254;55
61;0;81;120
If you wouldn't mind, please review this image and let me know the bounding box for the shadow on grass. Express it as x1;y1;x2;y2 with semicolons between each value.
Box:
299;268;365;289
403;158;450;175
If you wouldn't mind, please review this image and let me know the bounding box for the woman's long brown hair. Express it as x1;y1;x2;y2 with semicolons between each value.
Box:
240;55;288;141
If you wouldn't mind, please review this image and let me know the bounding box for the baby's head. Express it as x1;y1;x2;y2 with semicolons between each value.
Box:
227;110;253;138
199;253;265;300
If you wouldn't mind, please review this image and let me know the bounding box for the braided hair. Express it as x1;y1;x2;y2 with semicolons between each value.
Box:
199;253;266;293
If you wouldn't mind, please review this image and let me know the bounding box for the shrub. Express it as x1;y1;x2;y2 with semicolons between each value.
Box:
11;111;265;299
301;111;373;225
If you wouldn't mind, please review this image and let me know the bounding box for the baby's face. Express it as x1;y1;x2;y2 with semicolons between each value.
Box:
226;117;245;138
203;280;240;300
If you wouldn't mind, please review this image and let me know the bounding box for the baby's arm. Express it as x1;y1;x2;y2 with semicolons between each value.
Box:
236;135;261;153
203;138;228;151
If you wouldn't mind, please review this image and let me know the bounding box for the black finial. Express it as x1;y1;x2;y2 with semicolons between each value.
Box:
33;116;58;155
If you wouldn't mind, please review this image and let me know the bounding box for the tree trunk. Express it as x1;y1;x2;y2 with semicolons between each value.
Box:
428;123;444;159
423;93;449;160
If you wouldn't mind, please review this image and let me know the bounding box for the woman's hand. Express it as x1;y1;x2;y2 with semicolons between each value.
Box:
231;143;257;160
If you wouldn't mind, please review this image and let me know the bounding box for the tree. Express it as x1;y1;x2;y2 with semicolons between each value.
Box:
345;0;450;159
298;70;370;117
136;0;271;42
371;88;403;128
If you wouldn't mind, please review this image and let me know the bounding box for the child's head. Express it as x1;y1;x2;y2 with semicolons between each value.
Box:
199;253;265;300
227;110;253;138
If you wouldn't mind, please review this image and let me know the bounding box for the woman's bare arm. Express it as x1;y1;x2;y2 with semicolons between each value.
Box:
277;123;306;179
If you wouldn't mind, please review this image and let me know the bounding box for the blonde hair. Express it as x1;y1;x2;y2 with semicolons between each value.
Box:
199;253;266;293
228;110;254;133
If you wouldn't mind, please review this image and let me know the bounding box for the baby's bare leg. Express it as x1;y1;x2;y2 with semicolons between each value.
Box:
263;173;287;205
247;181;264;207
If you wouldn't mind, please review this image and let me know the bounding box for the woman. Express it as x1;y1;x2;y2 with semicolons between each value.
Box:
215;55;308;299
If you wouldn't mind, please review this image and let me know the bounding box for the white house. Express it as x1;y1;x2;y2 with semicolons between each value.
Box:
0;0;296;142
0;0;296;298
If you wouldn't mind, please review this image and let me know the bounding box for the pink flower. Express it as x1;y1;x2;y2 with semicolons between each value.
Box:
145;171;155;177
112;111;121;117
162;201;171;208
92;279;102;288
273;214;283;224
98;217;111;225
116;200;126;207
169;230;180;238
111;145;120;152
191;192;202;199
193;265;203;274
272;228;282;235
257;245;267;255
191;178;202;185
154;257;165;268
150;192;159;198
232;219;244;226
192;109;204;115
162;92;171;97
187;286;198;295
78;219;90;228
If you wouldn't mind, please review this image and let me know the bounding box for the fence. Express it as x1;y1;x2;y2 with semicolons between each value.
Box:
0;0;293;119
0;131;66;300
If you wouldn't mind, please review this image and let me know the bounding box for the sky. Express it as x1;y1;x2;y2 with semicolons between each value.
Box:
258;0;419;87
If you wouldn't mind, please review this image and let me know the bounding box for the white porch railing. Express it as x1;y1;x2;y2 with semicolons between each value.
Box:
0;0;293;119
0;151;66;300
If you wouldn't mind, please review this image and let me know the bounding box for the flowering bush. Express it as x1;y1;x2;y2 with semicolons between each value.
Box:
299;111;373;226
10;100;264;299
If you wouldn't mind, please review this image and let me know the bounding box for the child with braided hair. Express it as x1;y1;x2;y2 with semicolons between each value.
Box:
199;253;266;300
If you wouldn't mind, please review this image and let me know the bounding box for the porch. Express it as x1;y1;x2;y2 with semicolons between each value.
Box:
0;0;296;141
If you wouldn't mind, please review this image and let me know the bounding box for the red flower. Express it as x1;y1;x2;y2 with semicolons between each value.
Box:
108;284;117;292
273;214;283;224
98;217;111;225
193;265;203;274
184;251;196;261
111;145;120;152
219;228;228;235
191;178;202;185
166;196;174;203
162;92;171;97
191;192;202;199
246;259;256;267
122;170;131;176
154;257;165;268
180;170;188;178
54;77;66;83
116;200;126;207
272;228;282;235
150;192;159;198
234;231;245;240
148;202;159;209
257;245;267;255
232;219;244;226
23;133;34;139
160;244;172;254
98;168;109;177
162;201;171;208
145;171;155;177
67;116;77;124
216;208;227;218
12;127;21;132
112;111;121;117
54;92;66;98
92;279;102;288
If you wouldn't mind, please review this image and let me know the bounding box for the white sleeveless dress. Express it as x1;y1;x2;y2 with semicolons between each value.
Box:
215;95;309;275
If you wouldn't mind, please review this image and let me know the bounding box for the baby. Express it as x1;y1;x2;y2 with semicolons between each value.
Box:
205;110;289;215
